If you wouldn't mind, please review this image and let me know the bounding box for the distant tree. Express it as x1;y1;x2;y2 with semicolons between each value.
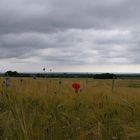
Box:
4;71;20;77
94;73;117;79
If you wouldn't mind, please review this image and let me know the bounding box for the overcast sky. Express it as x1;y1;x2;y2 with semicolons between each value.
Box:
0;0;140;73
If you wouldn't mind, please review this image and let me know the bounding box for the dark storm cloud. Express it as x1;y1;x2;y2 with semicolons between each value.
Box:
0;0;140;67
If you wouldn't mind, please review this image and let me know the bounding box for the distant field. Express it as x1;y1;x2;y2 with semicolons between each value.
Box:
0;77;140;140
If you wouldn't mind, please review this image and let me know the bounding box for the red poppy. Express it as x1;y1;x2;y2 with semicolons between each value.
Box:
72;83;80;93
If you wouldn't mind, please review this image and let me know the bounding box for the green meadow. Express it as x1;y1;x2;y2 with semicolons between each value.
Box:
0;77;140;140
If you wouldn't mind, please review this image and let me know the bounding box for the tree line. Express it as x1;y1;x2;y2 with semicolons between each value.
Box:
3;71;118;79
3;70;140;79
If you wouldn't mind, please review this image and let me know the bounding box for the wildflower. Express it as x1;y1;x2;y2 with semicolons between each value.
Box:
32;75;36;80
72;83;81;93
20;79;23;83
43;67;45;71
59;81;62;85
2;80;9;88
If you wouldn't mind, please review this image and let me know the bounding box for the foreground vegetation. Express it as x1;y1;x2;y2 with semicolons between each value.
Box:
0;77;140;140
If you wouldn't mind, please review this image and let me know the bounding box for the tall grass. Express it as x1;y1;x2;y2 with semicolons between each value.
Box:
0;78;140;140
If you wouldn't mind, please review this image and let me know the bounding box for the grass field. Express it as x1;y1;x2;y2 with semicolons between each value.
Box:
0;77;140;140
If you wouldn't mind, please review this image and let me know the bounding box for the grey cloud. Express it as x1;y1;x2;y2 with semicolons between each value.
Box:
0;0;140;71
0;28;140;64
1;0;140;34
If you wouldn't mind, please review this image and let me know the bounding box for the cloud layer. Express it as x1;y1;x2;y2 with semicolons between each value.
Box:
0;0;140;72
